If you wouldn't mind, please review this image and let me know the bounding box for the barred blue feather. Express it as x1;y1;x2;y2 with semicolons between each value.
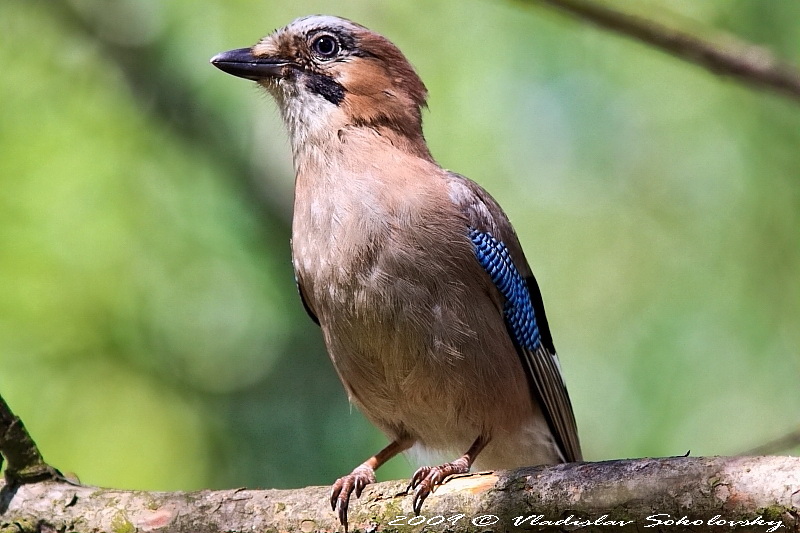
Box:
468;228;541;350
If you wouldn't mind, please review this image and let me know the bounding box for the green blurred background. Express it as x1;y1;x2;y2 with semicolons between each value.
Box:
1;0;798;492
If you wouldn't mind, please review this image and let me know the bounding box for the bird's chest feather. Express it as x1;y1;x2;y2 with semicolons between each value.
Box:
291;171;479;390
292;174;460;320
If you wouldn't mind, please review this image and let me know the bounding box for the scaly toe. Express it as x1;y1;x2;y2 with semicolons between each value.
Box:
409;460;471;514
329;465;376;531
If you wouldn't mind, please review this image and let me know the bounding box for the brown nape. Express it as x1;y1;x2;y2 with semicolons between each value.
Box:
336;29;430;156
355;31;428;110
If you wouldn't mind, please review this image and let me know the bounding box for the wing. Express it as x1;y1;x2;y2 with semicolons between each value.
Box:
449;173;582;463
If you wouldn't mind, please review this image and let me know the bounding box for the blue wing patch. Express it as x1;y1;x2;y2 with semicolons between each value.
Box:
469;228;541;350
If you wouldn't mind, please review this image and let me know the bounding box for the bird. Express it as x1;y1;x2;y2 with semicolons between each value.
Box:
211;15;581;530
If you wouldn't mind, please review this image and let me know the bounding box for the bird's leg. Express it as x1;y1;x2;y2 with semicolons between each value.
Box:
408;435;489;515
331;438;414;530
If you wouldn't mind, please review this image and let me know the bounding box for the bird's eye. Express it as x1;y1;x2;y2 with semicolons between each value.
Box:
311;34;340;59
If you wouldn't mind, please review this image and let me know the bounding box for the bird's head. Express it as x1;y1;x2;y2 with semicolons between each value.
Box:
211;15;429;152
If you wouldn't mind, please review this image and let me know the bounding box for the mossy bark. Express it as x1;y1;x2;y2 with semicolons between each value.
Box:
1;456;798;532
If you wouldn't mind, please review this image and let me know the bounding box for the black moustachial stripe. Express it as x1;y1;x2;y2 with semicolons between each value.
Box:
306;73;345;105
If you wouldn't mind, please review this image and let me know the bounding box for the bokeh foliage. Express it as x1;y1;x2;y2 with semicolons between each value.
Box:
1;0;798;492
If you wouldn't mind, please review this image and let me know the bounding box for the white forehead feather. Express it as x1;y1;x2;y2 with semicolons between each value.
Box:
283;14;364;35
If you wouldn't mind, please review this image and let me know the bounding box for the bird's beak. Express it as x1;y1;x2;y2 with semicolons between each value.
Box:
210;48;291;81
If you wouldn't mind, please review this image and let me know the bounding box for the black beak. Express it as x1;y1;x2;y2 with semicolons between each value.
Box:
210;48;291;81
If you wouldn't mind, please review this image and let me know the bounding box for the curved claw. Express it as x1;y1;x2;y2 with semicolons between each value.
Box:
330;465;376;531
336;498;349;533
412;482;432;515
409;459;471;515
407;465;431;491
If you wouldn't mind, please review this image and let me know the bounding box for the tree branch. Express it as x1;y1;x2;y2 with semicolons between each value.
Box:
525;0;800;103
0;395;61;485
1;399;798;530
1;456;798;532
744;427;800;457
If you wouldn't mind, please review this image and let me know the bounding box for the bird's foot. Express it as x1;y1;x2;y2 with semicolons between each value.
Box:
408;457;470;514
330;464;376;531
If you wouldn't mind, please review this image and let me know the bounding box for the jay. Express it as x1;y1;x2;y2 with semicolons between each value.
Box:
211;15;581;529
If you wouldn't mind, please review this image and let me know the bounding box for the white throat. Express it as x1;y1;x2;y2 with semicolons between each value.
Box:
269;80;344;169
